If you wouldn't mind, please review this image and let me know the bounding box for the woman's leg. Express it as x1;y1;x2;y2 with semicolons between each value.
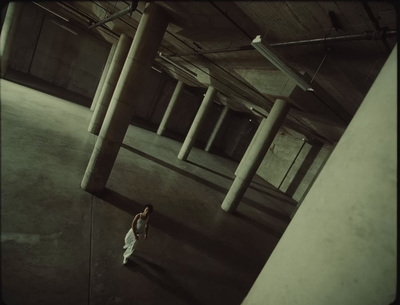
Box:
123;229;136;264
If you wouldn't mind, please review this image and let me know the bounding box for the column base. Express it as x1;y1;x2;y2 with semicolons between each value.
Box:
220;175;248;213
221;202;236;213
156;128;164;136
80;171;106;194
177;154;187;161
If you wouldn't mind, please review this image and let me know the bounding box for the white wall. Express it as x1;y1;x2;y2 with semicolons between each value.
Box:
242;45;397;305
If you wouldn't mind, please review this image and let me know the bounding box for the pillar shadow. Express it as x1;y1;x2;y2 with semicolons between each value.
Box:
120;143;292;221
249;179;277;189
183;157;291;206
285;145;322;197
247;184;298;207
185;160;235;181
125;255;202;305
121;143;228;194
241;197;292;222
234;212;286;239
97;188;264;275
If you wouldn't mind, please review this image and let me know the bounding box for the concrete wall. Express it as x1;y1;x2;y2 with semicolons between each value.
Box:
3;2;42;73
279;142;333;202
207;110;257;161
241;45;397;305
1;3;7;25
8;2;110;99
255;130;334;202
131;69;172;122
256;131;304;187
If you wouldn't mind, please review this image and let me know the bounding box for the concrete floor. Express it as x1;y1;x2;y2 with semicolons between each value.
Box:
1;79;297;305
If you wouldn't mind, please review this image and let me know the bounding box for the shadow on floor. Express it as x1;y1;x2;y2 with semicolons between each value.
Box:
241;197;292;222
121;143;291;220
234;212;287;239
185;160;235;181
97;188;264;274
121;143;230;194
125;255;202;305
285;145;322;197
249;179;276;189
185;157;296;207
246;184;298;207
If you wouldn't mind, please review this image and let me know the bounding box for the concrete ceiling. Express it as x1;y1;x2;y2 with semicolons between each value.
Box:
37;1;397;145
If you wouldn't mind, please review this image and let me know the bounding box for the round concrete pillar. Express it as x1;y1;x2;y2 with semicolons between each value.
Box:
157;80;184;135
90;43;117;111
81;3;169;193
88;34;132;135
0;2;23;78
178;86;217;161
221;99;290;212
234;118;264;176
205;105;229;152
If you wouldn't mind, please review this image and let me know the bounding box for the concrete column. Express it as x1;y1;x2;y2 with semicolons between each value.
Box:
88;34;132;135
205;104;229;152
157;80;184;135
221;99;290;212
234;119;262;176
0;2;23;78
177;86;217;161
241;45;397;305
81;3;169;193
90;43;117;111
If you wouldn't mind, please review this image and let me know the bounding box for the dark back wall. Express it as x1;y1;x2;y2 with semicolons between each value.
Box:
8;3;111;100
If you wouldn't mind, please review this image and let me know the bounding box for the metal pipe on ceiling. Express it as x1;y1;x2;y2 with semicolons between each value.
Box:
158;52;197;77
165;29;397;57
272;29;396;47
57;2;94;23
56;1;119;39
33;2;69;21
88;1;138;29
360;1;392;53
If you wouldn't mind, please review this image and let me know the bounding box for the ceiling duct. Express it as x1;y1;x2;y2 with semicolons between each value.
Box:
250;107;267;118
251;35;313;92
56;1;119;40
88;1;138;29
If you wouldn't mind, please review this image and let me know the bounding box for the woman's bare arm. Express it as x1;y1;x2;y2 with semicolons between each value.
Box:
144;218;150;239
131;214;140;239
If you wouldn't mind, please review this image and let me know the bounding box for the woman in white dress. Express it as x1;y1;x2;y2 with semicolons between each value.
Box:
123;204;153;265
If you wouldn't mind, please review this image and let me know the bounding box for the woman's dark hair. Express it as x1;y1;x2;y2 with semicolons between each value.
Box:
145;204;153;214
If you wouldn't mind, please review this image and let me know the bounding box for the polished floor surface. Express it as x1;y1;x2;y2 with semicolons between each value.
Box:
1;79;297;305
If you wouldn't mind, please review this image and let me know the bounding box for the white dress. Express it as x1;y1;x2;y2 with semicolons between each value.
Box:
123;214;148;259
